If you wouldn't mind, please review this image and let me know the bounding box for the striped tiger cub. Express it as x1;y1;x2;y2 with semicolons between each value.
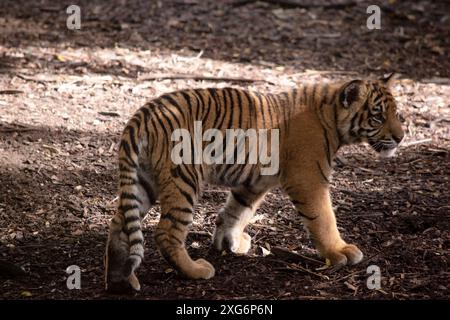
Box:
105;73;404;292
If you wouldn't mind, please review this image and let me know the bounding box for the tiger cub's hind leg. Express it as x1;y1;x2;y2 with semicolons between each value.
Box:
155;177;215;280
213;187;267;255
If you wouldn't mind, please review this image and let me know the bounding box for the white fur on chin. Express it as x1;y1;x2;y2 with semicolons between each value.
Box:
379;148;397;158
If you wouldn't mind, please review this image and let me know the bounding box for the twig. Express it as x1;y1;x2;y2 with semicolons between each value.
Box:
276;263;330;280
138;73;275;85
271;246;323;265
16;74;49;86
0;90;24;95
98;111;120;117
402;138;432;147
331;269;366;283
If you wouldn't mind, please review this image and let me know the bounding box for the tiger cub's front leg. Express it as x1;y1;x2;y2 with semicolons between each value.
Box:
282;163;363;269
213;186;267;255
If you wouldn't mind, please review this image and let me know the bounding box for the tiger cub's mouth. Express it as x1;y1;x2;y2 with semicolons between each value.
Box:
369;139;399;158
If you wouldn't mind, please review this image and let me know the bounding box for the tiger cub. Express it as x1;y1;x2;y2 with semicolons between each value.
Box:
105;74;404;292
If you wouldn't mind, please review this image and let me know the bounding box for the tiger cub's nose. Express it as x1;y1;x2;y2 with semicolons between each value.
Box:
393;133;404;144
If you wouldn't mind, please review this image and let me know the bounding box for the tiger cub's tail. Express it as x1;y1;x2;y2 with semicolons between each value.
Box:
117;107;155;287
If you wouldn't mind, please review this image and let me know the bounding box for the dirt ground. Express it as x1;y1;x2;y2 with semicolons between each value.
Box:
0;0;449;300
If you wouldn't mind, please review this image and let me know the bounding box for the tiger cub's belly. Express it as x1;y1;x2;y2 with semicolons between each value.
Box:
203;163;279;189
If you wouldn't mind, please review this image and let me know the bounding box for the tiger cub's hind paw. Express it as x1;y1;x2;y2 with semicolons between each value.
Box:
181;258;215;280
106;275;140;294
326;243;363;272
213;229;252;255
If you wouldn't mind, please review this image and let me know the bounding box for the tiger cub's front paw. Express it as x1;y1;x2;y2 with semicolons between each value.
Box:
326;243;363;271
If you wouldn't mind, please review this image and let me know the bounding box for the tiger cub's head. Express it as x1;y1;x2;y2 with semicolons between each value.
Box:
337;73;405;157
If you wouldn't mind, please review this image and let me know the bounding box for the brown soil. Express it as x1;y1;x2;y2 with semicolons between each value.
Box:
0;0;449;299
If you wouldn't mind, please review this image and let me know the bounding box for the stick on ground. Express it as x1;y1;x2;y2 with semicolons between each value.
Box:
138;73;275;85
271;246;323;265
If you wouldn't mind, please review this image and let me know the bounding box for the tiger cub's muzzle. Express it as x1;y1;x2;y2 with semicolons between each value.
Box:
369;132;404;158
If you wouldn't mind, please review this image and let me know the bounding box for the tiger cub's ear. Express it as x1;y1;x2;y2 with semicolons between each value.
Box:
379;72;398;87
339;80;364;108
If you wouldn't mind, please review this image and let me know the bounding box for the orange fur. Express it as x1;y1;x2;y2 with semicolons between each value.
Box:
105;75;404;292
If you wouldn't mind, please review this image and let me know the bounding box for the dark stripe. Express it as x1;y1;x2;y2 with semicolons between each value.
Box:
291;199;306;206
259;93;273;129
208;88;222;128
154;232;166;240
182;165;199;191
226;89;236;129
120;181;138;187
120;140;137;167
119;204;139;212
158;104;178;131
329;88;339;105
137;173;156;203
161;235;183;246
318;83;328;107
216;89;230;129
333;98;341;145
311;84;317;106
172;166;196;193
349;112;360;137
151;117;167;169
127;126;139;155
119;155;137;169
302;85;308;105
130;238;143;246
202;92;212;122
265;94;278;128
163;94;186;122
161;102;182;129
119;166;135;174
191;90;202;121
316;161;330;185
321;124;331;166
298;211;318;221
232;191;251;208
162;212;191;226
236;90;243;128
125;226;140;235
243;91;260;127
121;192;143;204
125;215;140;223
175;184;194;207
119;173;137;182
140;107;151;149
153;108;170;143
